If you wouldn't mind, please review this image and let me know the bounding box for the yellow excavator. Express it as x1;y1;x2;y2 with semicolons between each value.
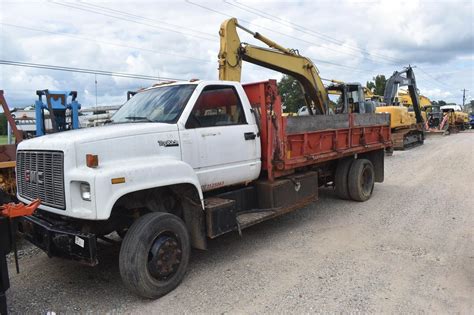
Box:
375;66;425;149
397;90;452;132
218;18;376;116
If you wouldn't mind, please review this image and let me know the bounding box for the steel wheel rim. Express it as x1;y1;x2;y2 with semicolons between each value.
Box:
361;166;373;195
147;233;182;281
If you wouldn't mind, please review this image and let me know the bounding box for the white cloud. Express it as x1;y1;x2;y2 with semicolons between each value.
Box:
0;0;472;106
423;88;453;100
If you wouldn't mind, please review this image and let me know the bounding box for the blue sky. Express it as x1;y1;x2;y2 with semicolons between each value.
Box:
1;0;473;107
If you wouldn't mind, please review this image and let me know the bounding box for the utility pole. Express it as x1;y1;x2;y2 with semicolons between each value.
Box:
461;89;468;108
95;74;98;107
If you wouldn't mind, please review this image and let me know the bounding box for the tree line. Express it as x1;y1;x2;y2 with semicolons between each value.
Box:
277;74;466;113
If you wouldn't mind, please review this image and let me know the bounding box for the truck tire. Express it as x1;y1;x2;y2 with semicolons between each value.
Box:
348;159;375;202
119;212;190;299
335;158;353;200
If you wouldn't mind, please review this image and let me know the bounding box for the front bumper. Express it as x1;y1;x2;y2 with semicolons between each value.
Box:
19;214;98;266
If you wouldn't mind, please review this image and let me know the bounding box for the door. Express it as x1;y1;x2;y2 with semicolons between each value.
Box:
180;84;260;191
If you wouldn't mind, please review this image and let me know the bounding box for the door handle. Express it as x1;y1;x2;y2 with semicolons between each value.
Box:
244;132;257;140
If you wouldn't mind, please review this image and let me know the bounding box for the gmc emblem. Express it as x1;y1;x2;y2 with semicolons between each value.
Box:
25;170;44;184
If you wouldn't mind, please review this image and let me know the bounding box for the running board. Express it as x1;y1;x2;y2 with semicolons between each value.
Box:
205;172;319;238
236;195;316;230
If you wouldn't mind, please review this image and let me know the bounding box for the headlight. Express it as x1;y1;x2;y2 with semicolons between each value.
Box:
80;182;91;201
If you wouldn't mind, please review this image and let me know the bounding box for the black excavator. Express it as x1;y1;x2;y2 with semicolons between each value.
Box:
379;66;425;149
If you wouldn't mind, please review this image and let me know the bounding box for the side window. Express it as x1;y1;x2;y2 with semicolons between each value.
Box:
186;85;247;129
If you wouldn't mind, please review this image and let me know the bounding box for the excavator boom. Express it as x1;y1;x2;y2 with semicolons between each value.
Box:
383;66;423;124
218;18;328;114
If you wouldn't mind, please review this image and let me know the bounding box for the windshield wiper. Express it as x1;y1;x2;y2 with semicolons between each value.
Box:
124;116;153;122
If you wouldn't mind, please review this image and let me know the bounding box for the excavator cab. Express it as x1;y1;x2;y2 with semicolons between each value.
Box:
327;83;374;114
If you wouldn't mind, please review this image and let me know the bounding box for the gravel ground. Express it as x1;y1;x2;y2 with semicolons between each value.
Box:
6;131;473;314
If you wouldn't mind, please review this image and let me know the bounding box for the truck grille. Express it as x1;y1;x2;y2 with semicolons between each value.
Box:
16;150;65;209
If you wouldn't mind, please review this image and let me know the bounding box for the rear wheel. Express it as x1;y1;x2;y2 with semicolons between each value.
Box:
119;212;190;299
348;159;375;202
334;158;353;200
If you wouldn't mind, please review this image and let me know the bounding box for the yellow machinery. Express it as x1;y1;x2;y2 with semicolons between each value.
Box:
441;105;469;131
218;18;373;117
375;66;425;149
398;89;428;122
219;18;328;115
364;88;417;129
365;89;422;138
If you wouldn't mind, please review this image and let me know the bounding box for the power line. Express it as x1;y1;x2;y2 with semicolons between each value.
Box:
0;60;185;81
1;23;212;63
184;0;387;74
186;0;401;66
52;0;389;75
224;0;405;65
49;1;216;42
77;1;215;39
416;66;458;91
223;1;465;93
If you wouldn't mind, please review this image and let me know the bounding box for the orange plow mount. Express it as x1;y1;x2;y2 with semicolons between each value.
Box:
1;199;40;314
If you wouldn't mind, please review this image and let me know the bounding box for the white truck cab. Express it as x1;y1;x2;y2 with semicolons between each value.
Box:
17;81;261;221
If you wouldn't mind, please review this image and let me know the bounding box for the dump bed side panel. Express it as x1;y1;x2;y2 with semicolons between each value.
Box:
243;80;391;180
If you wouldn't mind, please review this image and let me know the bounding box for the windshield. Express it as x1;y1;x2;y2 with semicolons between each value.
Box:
112;84;196;123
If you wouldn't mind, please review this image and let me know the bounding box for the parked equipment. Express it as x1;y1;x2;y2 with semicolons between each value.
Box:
0;90;81;200
34;90;81;136
219;18;376;116
375;66;425;150
17;18;391;299
0;92;24;198
441;104;469;132
397;90;448;133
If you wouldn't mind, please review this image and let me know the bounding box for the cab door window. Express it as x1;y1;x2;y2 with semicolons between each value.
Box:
186;85;247;128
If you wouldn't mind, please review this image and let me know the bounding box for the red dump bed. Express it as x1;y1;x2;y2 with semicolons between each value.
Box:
243;80;391;180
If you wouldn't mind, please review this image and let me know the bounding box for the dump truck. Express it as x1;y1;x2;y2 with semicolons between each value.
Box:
17;18;391;299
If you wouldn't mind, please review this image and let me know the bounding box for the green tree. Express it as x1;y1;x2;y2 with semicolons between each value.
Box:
366;75;387;96
277;75;305;113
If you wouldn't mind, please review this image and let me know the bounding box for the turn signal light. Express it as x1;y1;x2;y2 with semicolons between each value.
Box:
86;154;99;168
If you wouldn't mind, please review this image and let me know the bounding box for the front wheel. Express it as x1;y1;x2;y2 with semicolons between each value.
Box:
348;159;375;202
119;212;190;299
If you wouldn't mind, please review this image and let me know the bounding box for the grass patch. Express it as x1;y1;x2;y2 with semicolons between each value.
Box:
0;135;9;145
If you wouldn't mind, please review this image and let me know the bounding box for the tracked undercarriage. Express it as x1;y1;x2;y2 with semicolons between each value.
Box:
391;123;425;150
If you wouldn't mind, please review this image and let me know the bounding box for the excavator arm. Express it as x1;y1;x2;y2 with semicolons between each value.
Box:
218;18;328;115
383;66;424;124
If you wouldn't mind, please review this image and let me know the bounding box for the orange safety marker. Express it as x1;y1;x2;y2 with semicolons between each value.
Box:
0;199;41;218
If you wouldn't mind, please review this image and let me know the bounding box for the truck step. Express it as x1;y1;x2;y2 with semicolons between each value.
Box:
236;193;316;230
236;210;276;229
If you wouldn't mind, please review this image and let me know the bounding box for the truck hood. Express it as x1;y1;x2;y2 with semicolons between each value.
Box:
17;123;182;167
18;123;178;148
